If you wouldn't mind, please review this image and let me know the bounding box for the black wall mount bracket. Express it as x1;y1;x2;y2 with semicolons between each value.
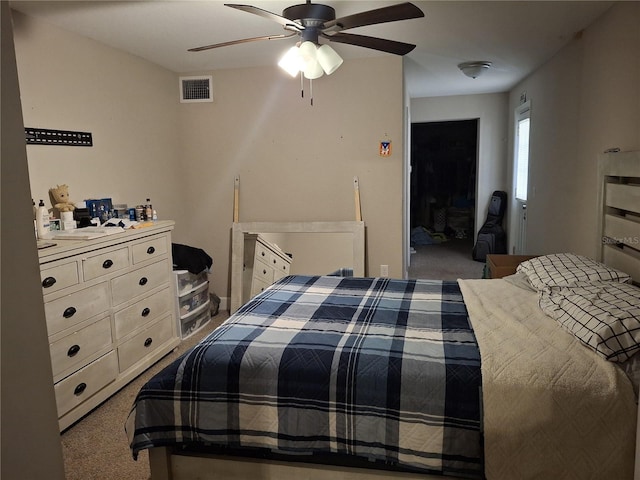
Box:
25;127;93;146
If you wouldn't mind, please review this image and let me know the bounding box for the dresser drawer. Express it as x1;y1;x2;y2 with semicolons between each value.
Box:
118;314;174;372
45;282;110;336
41;261;79;295
111;259;171;306
54;351;118;418
255;241;271;263
83;247;129;281
114;286;172;339
49;316;112;378
132;235;168;264
250;276;271;298
253;261;274;284
270;254;290;276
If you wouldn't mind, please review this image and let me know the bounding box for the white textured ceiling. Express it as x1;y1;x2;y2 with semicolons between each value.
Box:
10;1;613;98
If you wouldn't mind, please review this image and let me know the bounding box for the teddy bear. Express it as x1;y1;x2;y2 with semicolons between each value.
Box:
49;184;75;218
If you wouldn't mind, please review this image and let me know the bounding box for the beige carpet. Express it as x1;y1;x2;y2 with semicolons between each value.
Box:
408;238;485;280
60;311;228;480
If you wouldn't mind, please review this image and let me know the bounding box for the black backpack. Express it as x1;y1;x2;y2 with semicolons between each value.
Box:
472;191;507;262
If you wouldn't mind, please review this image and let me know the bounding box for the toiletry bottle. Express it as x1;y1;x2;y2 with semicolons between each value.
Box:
36;199;50;238
145;198;153;221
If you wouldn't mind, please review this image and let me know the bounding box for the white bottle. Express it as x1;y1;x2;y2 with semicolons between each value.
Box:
36;199;50;238
145;198;153;221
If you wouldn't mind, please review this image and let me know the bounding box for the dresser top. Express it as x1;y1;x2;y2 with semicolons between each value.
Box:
38;220;175;264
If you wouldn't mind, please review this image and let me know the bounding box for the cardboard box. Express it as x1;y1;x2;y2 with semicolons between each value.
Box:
487;254;537;279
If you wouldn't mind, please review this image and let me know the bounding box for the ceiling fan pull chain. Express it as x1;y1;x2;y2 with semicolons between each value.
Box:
300;71;304;99
310;78;313;106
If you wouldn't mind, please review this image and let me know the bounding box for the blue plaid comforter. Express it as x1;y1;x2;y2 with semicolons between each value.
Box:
127;275;483;478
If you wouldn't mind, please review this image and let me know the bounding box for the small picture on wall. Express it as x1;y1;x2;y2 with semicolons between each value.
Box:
50;219;61;231
379;140;391;157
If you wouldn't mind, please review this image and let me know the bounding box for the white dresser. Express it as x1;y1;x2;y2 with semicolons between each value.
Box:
37;220;180;431
242;234;292;304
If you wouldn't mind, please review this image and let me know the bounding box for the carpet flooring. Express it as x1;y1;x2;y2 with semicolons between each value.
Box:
408;237;485;280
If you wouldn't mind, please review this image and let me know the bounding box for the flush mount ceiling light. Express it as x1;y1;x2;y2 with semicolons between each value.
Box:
458;61;492;79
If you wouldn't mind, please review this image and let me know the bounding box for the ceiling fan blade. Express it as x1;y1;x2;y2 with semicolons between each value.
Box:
188;32;296;52
322;2;423;32
322;32;416;56
225;4;304;31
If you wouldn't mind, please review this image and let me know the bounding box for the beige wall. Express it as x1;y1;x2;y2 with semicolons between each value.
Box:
12;11;185;228
172;57;405;291
1;5;66;479
13;11;405;301
508;2;640;258
409;93;509;236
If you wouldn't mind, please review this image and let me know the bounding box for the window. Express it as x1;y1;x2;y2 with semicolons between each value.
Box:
514;102;530;202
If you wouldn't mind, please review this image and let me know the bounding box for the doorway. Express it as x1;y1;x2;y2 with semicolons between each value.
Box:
409;119;480;278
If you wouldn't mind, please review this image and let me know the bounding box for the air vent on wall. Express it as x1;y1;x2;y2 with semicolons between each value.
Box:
179;75;213;103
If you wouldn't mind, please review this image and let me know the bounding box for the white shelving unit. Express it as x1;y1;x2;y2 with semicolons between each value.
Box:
174;269;211;339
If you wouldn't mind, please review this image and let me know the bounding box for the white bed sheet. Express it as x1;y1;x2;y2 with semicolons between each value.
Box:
459;278;636;480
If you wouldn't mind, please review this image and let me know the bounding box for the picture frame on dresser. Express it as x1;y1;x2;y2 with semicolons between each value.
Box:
38;220;180;431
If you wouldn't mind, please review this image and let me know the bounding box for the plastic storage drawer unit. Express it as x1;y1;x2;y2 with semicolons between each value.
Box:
174;269;211;339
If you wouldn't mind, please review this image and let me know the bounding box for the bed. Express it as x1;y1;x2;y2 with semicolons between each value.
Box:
127;150;640;480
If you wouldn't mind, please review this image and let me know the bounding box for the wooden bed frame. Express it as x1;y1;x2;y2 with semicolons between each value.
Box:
596;150;640;480
148;150;640;480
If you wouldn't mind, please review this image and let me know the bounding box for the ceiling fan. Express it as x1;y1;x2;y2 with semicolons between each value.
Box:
189;2;425;56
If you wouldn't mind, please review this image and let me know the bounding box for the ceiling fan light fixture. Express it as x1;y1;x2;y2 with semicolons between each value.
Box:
278;46;303;77
458;61;492;79
297;41;323;79
298;41;317;64
317;44;343;75
303;59;324;79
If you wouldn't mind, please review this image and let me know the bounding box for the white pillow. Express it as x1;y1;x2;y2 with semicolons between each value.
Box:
539;281;640;362
516;253;631;290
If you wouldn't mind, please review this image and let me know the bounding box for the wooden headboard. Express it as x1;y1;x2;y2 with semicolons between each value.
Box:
597;150;640;283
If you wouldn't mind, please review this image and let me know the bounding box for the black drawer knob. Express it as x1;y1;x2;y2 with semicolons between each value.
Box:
102;259;113;269
74;383;87;396
273;259;276;264
139;277;148;286
143;337;153;348
67;344;80;357
42;276;57;288
141;307;151;317
261;251;265;257
263;269;267;275
147;246;155;255
63;306;77;318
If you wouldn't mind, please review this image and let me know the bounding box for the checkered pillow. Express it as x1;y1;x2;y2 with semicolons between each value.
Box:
516;253;631;290
539;281;640;362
